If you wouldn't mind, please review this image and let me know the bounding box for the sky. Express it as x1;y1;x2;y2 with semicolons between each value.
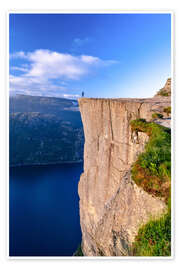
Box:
9;13;171;99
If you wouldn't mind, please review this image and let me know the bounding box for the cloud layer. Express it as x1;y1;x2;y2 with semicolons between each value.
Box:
10;49;115;98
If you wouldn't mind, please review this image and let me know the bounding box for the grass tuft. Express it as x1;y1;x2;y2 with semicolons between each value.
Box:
131;206;171;256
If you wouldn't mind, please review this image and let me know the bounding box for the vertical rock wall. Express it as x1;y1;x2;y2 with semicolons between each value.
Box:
78;98;169;256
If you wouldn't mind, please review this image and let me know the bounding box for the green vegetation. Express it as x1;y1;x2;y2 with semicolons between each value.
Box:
131;204;171;256
130;119;171;202
74;244;84;256
157;88;169;96
130;119;171;256
152;113;163;119
163;106;171;117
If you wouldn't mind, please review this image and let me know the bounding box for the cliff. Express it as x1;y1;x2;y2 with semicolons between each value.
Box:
78;92;171;256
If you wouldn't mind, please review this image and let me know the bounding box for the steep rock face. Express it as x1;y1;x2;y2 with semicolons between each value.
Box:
78;98;170;256
163;78;171;95
155;78;171;97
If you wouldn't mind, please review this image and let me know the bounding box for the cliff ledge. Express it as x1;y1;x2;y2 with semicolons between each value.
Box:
78;90;171;256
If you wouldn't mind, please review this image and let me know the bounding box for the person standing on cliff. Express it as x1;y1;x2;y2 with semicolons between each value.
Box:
82;91;84;97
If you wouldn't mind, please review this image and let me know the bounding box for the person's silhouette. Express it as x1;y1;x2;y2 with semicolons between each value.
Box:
82;91;84;97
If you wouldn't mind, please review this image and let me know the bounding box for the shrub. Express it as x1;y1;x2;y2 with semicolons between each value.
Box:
73;244;84;256
157;88;169;96
163;107;171;116
152;113;163;119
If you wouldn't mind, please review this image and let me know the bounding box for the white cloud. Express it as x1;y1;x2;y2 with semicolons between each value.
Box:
10;49;116;97
10;51;27;59
80;55;99;64
71;37;93;53
11;49;102;80
10;66;29;72
10;74;66;92
72;37;91;47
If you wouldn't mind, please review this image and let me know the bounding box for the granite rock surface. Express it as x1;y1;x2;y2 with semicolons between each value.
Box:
78;92;171;256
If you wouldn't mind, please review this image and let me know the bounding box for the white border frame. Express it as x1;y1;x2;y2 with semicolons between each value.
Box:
7;10;174;260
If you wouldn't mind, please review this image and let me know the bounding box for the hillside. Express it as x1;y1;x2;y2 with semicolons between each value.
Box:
9;95;84;166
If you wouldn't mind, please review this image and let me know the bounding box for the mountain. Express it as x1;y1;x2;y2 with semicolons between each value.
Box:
9;95;84;166
9;95;82;127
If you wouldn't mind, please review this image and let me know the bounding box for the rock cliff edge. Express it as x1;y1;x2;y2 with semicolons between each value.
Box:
78;88;171;256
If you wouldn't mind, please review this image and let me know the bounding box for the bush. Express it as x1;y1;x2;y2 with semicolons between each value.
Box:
157;88;169;96
163;107;171;116
152;113;163;119
73;244;84;256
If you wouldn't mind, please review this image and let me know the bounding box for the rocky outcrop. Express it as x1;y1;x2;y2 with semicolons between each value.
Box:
78;95;171;256
155;78;171;97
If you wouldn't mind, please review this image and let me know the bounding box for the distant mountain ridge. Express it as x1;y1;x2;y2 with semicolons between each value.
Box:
10;94;79;111
9;95;84;166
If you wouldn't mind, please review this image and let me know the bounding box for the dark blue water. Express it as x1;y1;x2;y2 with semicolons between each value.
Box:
9;163;83;256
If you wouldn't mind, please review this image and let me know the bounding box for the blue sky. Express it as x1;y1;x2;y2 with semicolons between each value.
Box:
9;13;171;99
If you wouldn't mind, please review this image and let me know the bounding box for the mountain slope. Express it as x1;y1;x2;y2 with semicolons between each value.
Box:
9;95;84;166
